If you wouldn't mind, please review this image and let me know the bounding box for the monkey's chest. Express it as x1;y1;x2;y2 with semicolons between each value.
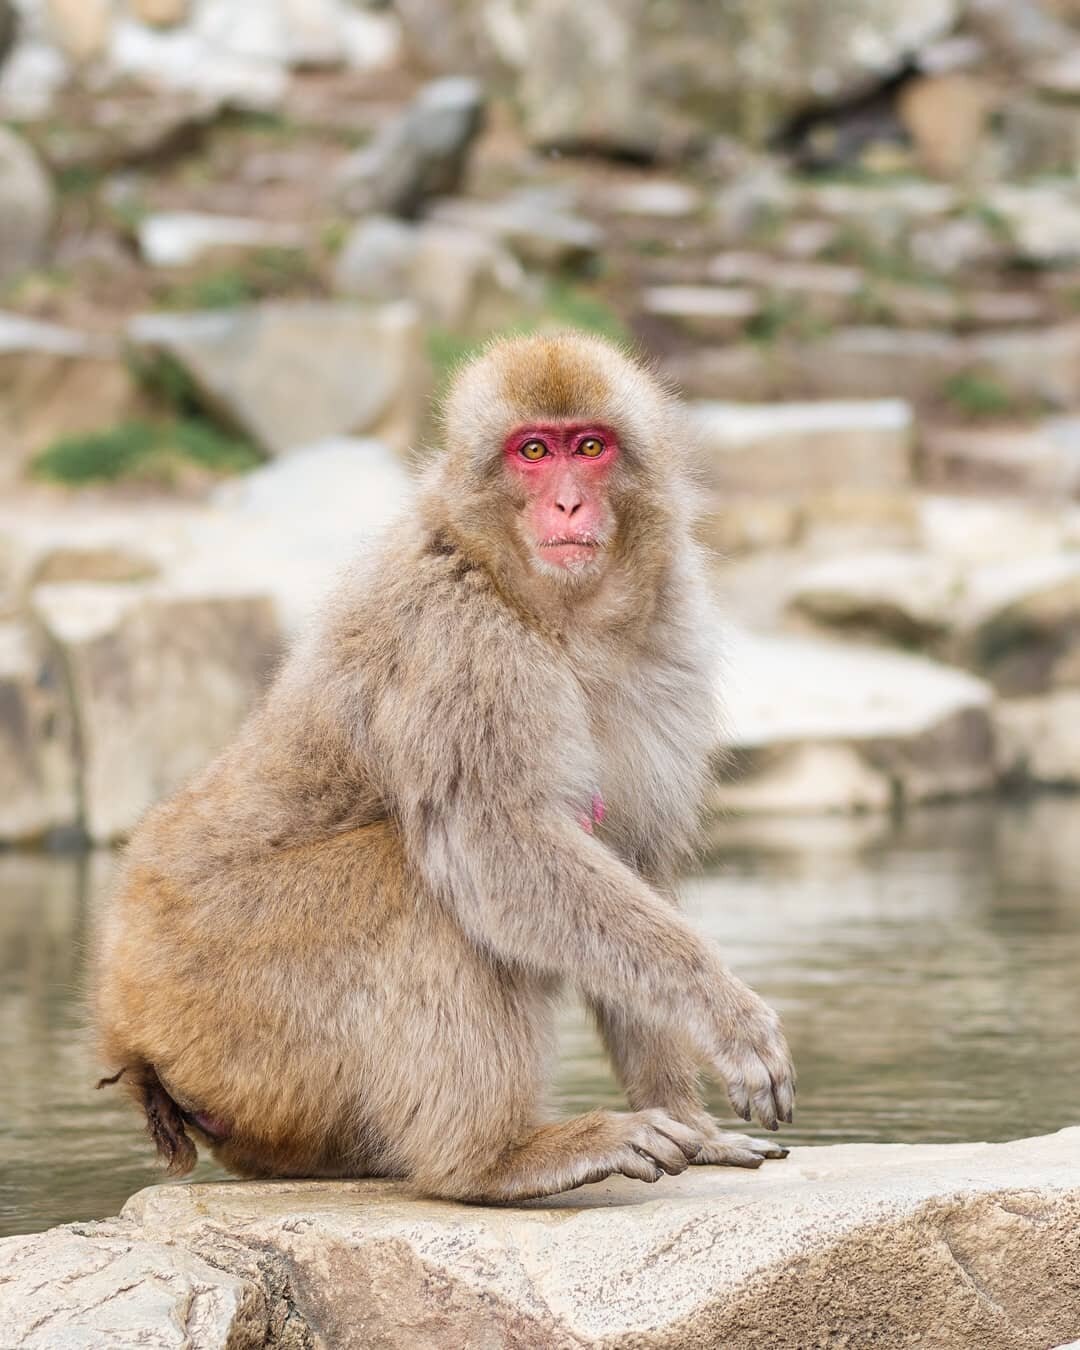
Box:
585;675;704;847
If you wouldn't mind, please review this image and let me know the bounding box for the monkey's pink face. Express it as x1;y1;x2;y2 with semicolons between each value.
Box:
503;422;619;573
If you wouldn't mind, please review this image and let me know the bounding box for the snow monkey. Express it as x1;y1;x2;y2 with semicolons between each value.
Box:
95;333;794;1202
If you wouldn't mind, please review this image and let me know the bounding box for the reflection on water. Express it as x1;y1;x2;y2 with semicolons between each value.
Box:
3;799;1080;1236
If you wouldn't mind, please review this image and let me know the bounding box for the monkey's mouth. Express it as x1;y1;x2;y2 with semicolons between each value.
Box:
538;537;602;569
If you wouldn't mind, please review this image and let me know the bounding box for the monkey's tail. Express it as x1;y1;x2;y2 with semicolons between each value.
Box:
96;1062;198;1176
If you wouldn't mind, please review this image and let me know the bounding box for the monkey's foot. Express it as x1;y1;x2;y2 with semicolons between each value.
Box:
691;1129;789;1169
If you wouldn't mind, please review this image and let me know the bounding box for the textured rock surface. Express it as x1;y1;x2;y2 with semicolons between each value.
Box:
2;1131;1078;1348
0;128;55;286
787;549;959;643
0;620;77;842
0;313;144;486
128;302;426;457
716;626;994;813
333;215;530;330
32;580;281;842
337;76;485;218
689;399;913;495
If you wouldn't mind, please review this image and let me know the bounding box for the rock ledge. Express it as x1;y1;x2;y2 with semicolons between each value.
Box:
1;1131;1079;1348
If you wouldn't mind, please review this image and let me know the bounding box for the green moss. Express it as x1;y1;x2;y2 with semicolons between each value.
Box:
30;419;262;486
154;248;322;311
942;369;1017;420
55;164;104;198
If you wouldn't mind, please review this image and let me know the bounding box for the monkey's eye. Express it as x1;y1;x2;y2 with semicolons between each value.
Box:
577;437;605;458
519;440;548;461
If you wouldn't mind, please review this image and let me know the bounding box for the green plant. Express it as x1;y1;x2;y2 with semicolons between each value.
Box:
942;369;1016;420
31;419;262;486
154;248;322;311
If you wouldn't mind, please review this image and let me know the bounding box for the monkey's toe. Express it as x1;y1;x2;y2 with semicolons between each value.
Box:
691;1130;790;1168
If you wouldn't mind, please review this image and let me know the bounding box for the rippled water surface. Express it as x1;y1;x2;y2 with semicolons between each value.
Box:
4;799;1080;1237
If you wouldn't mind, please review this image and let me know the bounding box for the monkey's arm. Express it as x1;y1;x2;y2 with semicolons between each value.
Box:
363;602;793;1131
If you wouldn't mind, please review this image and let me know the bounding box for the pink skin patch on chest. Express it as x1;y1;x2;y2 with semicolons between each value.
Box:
578;790;606;833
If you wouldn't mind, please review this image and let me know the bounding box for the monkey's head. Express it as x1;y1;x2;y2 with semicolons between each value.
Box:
437;333;685;591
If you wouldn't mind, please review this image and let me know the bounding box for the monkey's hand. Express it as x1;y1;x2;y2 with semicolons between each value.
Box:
707;976;795;1133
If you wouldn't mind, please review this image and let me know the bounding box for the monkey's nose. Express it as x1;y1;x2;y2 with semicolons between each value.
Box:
555;496;581;516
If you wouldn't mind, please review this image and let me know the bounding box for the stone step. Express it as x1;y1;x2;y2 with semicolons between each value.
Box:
714;626;995;814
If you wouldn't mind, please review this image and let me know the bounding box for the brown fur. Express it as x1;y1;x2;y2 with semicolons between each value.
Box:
94;333;793;1201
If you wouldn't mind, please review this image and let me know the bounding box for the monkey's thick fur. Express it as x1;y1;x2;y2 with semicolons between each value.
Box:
96;334;794;1201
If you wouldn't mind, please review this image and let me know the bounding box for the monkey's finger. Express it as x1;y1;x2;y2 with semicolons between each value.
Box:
639;1110;705;1161
713;1130;789;1160
619;1149;665;1183
629;1129;694;1175
772;1072;796;1125
751;1082;780;1132
724;1076;752;1122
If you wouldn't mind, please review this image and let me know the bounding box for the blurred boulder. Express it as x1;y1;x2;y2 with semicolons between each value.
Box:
964;0;1077;64
128;301;427;457
787;551;959;644
708;253;863;324
200;437;413;633
393;0;485;73
605;180;703;219
515;0;663;159
45;0;110;64
137;212;306;267
0;1;15;66
997;690;1080;786
0;621;77;843
688;399;913;495
955;553;1080;695
1031;46;1080;96
715;625;995;814
0;314;145;487
129;0;189;27
0;127;54;285
896;73;991;179
641;286;760;341
985;185;1080;265
32;580;281;843
697;498;803;558
337;76;484;218
921;420;1080;497
428;193;603;269
333;215;532;330
0;500;205;621
780;323;1080;407
995;97;1080;178
107;9;286;111
717;0;960;139
918;495;1068;564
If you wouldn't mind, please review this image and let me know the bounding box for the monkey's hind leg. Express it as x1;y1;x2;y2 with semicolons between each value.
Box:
418;1109;703;1204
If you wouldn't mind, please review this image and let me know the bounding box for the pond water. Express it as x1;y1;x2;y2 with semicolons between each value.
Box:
3;798;1080;1238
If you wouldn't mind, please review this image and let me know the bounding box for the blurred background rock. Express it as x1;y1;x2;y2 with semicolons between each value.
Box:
5;0;1080;1240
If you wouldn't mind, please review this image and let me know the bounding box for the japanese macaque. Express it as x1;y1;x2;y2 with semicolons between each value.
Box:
95;333;794;1202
